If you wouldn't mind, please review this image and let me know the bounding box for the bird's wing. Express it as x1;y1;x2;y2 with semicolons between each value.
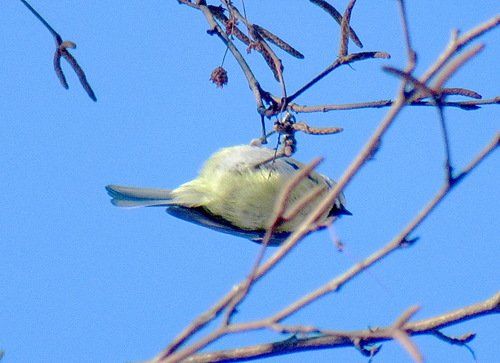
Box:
166;205;290;245
106;184;174;208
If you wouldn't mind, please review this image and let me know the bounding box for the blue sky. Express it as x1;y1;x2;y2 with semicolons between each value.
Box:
1;1;498;362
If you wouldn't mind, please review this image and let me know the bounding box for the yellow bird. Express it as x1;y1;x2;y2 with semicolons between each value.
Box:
106;144;349;245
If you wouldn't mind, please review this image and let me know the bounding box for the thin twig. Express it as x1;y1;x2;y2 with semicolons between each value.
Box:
20;0;97;101
194;3;266;114
397;0;417;67
221;157;326;327
287;51;390;103
309;0;363;48
433;43;485;90
288;96;499;113
261;133;498;325
222;1;288;99
391;305;423;362
392;329;423;363
20;0;60;40
156;291;235;358
282;185;327;222
338;0;357;57
421;16;499;84
432;330;476;345
432;103;454;184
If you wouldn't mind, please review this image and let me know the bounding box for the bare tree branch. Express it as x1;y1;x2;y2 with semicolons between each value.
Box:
175;292;500;363
288;96;499;113
146;3;499;363
20;0;97;101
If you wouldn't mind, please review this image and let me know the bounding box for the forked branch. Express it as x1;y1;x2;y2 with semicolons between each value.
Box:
150;5;499;363
20;0;97;101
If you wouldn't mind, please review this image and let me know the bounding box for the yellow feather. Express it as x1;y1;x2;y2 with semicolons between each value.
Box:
106;144;349;243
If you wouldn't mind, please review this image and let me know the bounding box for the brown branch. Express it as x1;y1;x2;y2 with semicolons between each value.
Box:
248;25;285;84
309;0;363;48
154;6;498;363
59;44;97;101
159;59;411;363
292;122;343;135
397;0;417;67
221;157;326;327
252;132;498;327
223;2;287;98
391;305;423;362
436;104;454;182
287;51;390;103
181;292;500;363
281;185;327;222
208;6;251;46
383;66;440;98
288;96;500;113
53;44;68;89
158;101;440;360
441;87;481;99
179;3;497;121
191;3;266;114
154;156;328;362
431;331;475;345
155;292;234;360
433;43;485;90
421;16;500;84
392;329;423;363
269;157;325;226
338;0;357;57
253;24;304;59
20;0;97;101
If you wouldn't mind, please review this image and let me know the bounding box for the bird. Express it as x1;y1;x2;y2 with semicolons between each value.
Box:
106;144;350;245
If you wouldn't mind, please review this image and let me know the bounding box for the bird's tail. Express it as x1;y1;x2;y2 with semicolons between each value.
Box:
105;184;174;208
